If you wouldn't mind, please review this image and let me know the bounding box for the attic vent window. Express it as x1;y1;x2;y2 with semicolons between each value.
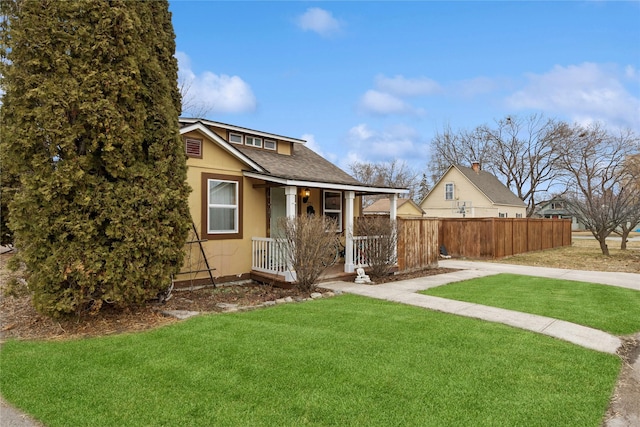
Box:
229;133;243;144
264;139;276;150
245;136;263;148
185;138;202;158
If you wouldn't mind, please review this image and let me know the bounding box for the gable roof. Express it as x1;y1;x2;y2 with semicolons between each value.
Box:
422;164;525;207
454;165;525;206
363;198;424;215
235;144;361;187
180;119;408;195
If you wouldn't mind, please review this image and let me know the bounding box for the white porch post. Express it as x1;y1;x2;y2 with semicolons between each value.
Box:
284;186;297;218
389;193;398;262
344;191;355;273
283;186;298;282
389;193;398;221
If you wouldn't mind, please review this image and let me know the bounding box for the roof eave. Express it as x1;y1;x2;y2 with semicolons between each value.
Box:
180;122;265;172
243;171;409;195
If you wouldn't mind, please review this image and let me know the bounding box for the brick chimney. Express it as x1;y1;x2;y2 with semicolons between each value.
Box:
471;161;480;173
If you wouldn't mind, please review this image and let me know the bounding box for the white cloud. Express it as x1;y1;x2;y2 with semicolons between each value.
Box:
506;62;640;131
375;74;441;97
452;76;502;98
296;8;342;37
344;123;427;165
358;90;425;116
176;51;257;116
301;133;322;155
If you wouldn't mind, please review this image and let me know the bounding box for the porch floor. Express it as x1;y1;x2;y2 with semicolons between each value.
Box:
251;263;357;289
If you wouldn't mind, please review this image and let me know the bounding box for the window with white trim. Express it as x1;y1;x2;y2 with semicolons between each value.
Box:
207;179;238;234
323;191;342;231
245;136;263;148
516;213;523;218
445;183;454;200
229;133;243;144
264;139;276;150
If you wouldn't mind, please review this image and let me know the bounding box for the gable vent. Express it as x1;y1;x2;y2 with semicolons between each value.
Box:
185;138;202;158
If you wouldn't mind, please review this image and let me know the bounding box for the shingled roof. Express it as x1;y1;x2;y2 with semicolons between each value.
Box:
454;164;525;206
235;144;362;186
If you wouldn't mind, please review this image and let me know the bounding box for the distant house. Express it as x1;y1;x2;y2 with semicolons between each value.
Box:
420;163;526;218
535;197;586;231
363;198;425;218
177;118;408;285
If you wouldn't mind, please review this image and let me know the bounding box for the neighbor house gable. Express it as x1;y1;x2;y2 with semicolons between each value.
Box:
364;198;425;217
420;164;525;218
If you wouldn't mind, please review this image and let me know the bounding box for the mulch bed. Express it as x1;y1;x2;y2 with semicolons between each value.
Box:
0;258;457;342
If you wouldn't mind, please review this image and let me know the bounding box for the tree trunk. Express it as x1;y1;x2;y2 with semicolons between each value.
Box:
620;230;629;250
598;237;610;256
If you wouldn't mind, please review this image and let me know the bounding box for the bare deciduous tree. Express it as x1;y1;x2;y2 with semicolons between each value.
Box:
178;73;213;118
428;123;492;184
277;215;339;292
557;123;640;255
429;114;567;217
349;159;418;206
479;114;567;217
354;216;398;278
614;153;640;250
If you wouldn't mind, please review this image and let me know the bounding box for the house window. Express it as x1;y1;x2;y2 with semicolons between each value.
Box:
516;213;523;218
185;138;202;158
245;136;263;148
323;191;342;231
445;183;454;200
201;173;243;240
264;139;276;150
229;133;243;144
499;213;508;218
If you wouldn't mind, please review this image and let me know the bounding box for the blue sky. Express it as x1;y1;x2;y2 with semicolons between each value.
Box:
169;1;640;172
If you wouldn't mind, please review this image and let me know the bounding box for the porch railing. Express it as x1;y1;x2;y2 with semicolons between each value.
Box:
352;235;383;267
252;237;288;274
252;235;384;276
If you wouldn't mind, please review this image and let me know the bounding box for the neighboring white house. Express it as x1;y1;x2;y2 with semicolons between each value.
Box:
420;163;526;218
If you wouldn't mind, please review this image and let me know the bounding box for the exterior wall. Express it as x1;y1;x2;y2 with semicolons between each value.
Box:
421;168;525;218
180;132;366;283
421;168;493;217
277;141;292;155
397;202;423;218
182;130;268;282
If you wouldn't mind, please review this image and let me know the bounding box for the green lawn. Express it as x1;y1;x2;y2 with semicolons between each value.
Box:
0;295;620;426
421;274;640;335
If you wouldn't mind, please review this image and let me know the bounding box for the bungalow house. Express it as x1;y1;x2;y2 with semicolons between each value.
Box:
363;198;425;218
420;163;526;218
177;118;408;286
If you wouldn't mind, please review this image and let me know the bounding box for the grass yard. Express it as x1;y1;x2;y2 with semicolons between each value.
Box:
0;295;620;427
422;274;640;335
493;236;640;273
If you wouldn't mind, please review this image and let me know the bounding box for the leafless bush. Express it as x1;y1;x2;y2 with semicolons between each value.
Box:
355;216;398;278
277;216;339;292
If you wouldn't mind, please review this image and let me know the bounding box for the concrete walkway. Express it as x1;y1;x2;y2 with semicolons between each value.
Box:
323;261;640;354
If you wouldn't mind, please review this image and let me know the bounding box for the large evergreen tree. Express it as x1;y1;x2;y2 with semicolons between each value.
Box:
0;0;191;316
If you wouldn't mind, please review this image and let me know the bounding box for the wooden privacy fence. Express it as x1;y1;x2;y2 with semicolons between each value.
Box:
438;218;572;259
397;218;439;271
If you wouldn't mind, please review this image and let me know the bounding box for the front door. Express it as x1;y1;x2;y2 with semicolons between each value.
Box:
269;187;286;237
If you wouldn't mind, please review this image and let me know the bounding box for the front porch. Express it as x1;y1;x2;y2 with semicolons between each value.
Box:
250;234;384;286
251;263;357;288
